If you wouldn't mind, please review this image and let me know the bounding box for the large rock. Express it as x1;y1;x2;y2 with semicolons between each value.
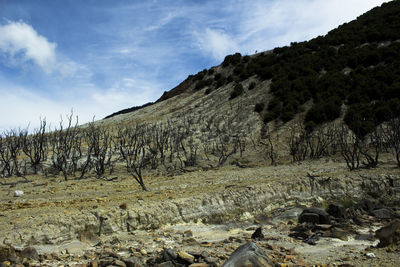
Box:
375;219;400;247
327;203;346;218
299;208;331;224
222;242;274;267
372;208;395;219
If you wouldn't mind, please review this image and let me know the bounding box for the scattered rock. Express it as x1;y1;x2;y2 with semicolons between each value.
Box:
222;242;274;267
0;246;17;264
251;227;264;240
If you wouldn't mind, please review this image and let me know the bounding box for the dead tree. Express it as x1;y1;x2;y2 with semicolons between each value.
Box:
0;129;25;177
22;119;48;174
81;123;113;179
307;125;336;159
337;125;361;170
260;124;276;165
383;118;400;167
214;132;238;167
0;134;12;177
359;127;382;168
288;123;308;162
116;124;149;191
49;113;80;180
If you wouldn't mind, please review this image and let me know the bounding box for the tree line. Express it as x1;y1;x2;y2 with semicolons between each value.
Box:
1;112;399;190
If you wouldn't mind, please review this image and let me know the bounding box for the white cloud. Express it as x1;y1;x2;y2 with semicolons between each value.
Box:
0;21;89;78
0;21;56;73
195;28;239;60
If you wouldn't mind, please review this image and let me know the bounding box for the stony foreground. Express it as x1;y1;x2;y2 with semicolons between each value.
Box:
1;159;400;266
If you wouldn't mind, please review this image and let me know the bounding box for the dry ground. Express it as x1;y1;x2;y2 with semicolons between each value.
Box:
1;158;400;266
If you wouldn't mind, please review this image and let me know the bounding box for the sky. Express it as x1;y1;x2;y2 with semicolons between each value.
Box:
0;0;389;131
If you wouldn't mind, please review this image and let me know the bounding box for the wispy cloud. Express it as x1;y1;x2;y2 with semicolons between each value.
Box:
195;28;239;61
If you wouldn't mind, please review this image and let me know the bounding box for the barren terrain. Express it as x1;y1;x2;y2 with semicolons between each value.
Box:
1;158;399;266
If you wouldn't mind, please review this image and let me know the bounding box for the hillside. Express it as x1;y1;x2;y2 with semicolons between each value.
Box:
106;0;400;138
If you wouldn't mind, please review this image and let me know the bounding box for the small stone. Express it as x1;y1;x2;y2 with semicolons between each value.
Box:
89;260;98;267
200;242;212;247
178;251;194;264
140;249;147;255
183;237;198;246
1;261;11;267
365;252;376;258
13;190;24;197
189;263;208;267
184;229;193;237
114;259;127;267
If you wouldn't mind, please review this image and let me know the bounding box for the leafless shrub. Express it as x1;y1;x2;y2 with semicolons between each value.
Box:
337;125;361;170
22;118;48;174
115;124;149;191
382;118;400;167
49;112;81;180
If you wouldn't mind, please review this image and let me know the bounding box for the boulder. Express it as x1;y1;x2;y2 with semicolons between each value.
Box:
298;213;320;224
375;219;400;247
372;208;394;219
222;242;274;267
299;208;330;224
20;247;39;260
356;199;376;213
327;203;346;218
251;227;264;240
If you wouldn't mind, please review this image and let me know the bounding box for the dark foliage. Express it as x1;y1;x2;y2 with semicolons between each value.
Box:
243;1;400;136
230;83;244;99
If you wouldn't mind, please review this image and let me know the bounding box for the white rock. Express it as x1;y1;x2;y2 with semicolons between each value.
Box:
14;190;24;197
366;252;376;258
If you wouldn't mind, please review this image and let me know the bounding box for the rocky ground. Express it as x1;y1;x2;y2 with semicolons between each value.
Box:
1;158;400;266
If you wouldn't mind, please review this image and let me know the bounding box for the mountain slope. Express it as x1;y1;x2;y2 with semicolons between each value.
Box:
105;1;400;139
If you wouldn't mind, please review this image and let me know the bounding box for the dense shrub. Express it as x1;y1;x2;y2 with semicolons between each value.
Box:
254;102;264;113
230;83;244;99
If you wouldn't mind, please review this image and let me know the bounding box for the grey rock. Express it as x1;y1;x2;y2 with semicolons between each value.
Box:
327;203;345;218
372;208;394;219
222;242;274;267
298;213;320;224
375;219;400;247
299;208;330;224
20;247;39;260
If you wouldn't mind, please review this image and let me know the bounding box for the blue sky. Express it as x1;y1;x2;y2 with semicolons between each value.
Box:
0;0;388;131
